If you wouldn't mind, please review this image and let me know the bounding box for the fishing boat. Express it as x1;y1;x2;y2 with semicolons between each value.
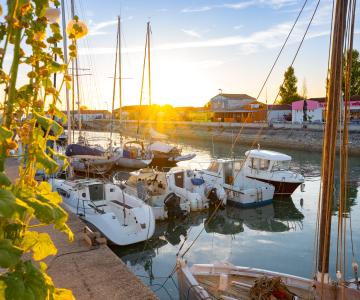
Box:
114;168;191;220
50;178;155;245
198;159;275;207
242;149;304;195
167;167;227;210
177;0;360;298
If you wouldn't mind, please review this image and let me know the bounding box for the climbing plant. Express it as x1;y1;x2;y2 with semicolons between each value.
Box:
0;1;86;299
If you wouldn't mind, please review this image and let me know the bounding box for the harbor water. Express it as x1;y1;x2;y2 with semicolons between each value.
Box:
80;131;360;300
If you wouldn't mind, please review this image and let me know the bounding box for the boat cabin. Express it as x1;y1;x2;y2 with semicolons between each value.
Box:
244;149;292;173
205;159;243;185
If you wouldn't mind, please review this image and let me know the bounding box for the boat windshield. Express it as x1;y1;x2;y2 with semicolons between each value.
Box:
272;160;290;171
207;161;219;173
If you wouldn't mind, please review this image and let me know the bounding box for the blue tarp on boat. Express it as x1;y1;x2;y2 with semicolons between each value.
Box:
191;178;205;186
65;144;104;157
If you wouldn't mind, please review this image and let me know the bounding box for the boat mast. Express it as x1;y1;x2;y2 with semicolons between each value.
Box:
118;16;123;144
317;0;347;282
61;0;71;144
136;24;148;137
110;16;120;146
147;21;151;106
70;0;82;138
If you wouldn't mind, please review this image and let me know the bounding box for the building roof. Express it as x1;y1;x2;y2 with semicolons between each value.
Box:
212;93;256;101
267;104;291;110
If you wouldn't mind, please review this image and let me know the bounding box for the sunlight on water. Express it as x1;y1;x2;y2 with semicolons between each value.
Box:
77;131;360;300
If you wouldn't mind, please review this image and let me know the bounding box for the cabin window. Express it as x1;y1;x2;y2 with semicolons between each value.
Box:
88;184;104;201
57;188;69;198
207;161;219;173
259;159;270;171
110;188;114;192
272;161;290;171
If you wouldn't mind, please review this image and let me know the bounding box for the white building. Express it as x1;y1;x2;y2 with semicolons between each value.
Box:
267;104;291;123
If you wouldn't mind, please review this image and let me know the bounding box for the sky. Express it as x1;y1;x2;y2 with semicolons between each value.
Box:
2;0;360;109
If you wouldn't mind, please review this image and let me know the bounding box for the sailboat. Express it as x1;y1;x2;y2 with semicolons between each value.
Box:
109;16;153;169
136;22;196;167
176;0;360;298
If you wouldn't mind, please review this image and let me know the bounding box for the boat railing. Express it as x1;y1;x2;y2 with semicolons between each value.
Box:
76;197;105;217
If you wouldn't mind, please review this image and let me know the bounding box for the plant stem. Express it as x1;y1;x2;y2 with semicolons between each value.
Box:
4;28;22;129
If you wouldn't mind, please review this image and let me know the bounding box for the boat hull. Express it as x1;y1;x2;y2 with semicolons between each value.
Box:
177;261;360;300
246;176;302;195
115;157;152;169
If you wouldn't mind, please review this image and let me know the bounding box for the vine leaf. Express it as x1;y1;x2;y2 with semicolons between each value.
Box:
0;239;23;268
22;231;57;261
0;172;11;186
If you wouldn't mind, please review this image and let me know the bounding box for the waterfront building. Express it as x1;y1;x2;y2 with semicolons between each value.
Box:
292;96;360;124
267;104;292;123
64;109;112;121
209;93;267;122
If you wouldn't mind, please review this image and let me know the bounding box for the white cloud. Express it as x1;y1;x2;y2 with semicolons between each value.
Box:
182;29;202;38
88;20;117;36
233;25;244;30
181;0;296;13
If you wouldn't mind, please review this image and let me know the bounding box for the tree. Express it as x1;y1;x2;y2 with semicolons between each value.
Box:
344;49;360;96
278;66;302;104
0;1;87;299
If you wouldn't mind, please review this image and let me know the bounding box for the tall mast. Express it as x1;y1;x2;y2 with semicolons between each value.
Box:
118;16;123;143
317;0;347;281
109;17;120;145
147;21;151;106
70;0;82;137
137;25;148;136
61;0;71;145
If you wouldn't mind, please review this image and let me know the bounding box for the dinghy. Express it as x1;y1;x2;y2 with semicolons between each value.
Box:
114;140;153;169
50;178;155;245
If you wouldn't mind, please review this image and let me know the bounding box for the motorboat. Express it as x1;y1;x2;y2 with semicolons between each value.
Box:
147;141;196;167
243;149;304;195
198;159;275;207
167;168;227;210
49;178;155;245
114;168;191;221
114;140;153;169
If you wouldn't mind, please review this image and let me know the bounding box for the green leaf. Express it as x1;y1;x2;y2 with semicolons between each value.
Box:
47;147;69;171
2;261;50;300
22;231;57;261
34;112;64;137
25;197;55;224
0;239;23;268
35;148;59;174
0;172;11;186
0;126;13;140
0;189;29;218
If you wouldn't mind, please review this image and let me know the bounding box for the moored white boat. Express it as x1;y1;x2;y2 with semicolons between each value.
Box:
199;159;275;207
49;178;155;245
243;149;304;195
114;168;191;220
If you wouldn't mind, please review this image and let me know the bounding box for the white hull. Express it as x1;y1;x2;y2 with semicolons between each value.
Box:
50;178;155;245
115;156;152;169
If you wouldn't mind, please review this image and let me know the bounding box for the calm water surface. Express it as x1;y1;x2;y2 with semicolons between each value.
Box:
82;131;360;300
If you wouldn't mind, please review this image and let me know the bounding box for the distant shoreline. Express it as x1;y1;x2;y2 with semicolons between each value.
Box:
79;120;360;157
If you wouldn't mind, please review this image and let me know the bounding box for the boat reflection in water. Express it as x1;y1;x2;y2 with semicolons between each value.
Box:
205;197;304;234
112;197;304;267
